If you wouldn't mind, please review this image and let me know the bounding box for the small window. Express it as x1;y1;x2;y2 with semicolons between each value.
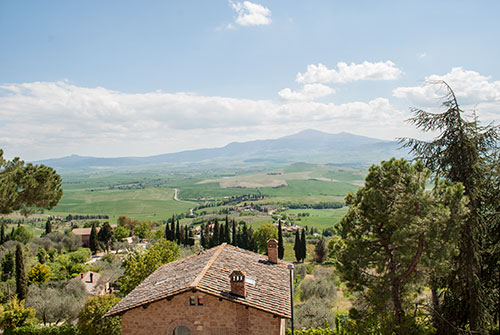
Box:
173;325;191;335
197;296;203;306
189;296;195;306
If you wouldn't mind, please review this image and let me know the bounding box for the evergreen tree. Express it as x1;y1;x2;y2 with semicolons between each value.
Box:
164;222;170;240
10;226;15;239
278;221;284;259
301;229;307;262
231;219;237;246
89;223;99;254
188;229;194;246
98;222;114;251
15;243;27;300
184;227;188;246
170;220;176;242
0;222;5;244
175;219;181;243
45;219;52;235
224;216;230;243
294;230;301;262
240;222;248;250
1;250;14;281
213;219;220;246
248;226;254;252
200;224;206;248
402;82;499;332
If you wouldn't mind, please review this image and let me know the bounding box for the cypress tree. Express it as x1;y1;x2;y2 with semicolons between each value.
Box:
15;243;27;300
301;229;307;262
45;219;52;235
213;219;220;246
294;230;301;262
176;219;181;243
200;224;206;248
10;227;15;239
0;222;5;244
89;223;98;254
170;219;176;241
278;221;284;259
240;222;248;250
231;219;237;246
164;222;170;240
224;217;230;243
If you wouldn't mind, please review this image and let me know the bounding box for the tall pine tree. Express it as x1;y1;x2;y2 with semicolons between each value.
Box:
300;229;306;262
402;82;499;332
231;219;237;246
45;219;52;235
15;243;27;300
294;230;301;262
278;221;284;259
89;223;99;254
0;222;5;244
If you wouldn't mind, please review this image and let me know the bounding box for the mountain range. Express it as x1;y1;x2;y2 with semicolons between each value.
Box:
36;129;408;172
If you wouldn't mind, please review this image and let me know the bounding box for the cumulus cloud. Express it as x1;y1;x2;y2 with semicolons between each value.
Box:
393;67;500;124
230;1;271;26
278;83;335;101
296;61;403;84
0;81;408;160
393;67;500;104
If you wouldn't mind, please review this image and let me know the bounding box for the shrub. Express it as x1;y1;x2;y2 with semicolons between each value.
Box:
78;295;121;335
10;324;79;335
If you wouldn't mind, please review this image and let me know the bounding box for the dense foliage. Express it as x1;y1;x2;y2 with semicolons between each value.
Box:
77;295;122;335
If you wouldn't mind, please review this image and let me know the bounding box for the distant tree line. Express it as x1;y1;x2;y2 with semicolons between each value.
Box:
65;214;109;221
164;215;195;247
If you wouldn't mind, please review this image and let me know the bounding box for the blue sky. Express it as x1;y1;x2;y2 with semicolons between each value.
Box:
1;1;499;160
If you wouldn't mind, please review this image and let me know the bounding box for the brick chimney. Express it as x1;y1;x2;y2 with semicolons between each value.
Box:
267;238;278;264
229;270;246;297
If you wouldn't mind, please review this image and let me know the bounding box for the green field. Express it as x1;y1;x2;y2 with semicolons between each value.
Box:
45;163;365;227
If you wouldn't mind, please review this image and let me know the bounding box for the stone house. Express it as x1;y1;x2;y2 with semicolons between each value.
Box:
71;227;99;247
105;240;291;335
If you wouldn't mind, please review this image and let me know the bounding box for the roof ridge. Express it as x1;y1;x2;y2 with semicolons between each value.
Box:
189;243;227;288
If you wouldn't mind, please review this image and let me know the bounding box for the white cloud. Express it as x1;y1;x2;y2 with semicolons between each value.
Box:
296;61;403;84
0;81;409;160
393;67;500;105
393;67;500;124
230;1;271;26
278;83;335;101
418;52;427;58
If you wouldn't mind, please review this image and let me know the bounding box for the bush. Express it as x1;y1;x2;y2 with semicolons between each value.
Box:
78;295;121;335
295;298;336;330
299;277;336;301
10;324;79;335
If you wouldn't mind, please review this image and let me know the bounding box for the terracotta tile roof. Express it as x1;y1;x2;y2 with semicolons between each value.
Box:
105;243;292;318
72;227;100;235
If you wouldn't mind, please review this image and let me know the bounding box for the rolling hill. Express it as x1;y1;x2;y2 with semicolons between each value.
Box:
36;129;408;171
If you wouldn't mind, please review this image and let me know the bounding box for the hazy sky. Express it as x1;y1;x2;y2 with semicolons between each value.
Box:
1;1;499;161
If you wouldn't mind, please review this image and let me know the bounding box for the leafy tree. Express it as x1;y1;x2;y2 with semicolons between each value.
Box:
88;223;99;254
44;219;52;235
15;244;27;301
401;82;500;332
294;230;301;262
36;248;47;265
0;150;62;215
252;223;278;254
78;295;122;335
113;225;129;241
133;223;150;240
313;237;327;263
27;281;88;326
27;263;50;285
1;250;15;281
278;221;284;259
119;238;179;295
97;222;113;251
0;295;37;332
334;158;466;332
12;226;32;244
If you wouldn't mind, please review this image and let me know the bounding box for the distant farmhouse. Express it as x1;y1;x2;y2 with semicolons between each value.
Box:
71;227;99;247
105;240;291;335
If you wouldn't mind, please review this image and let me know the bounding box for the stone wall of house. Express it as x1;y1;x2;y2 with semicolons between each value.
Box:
121;291;285;335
